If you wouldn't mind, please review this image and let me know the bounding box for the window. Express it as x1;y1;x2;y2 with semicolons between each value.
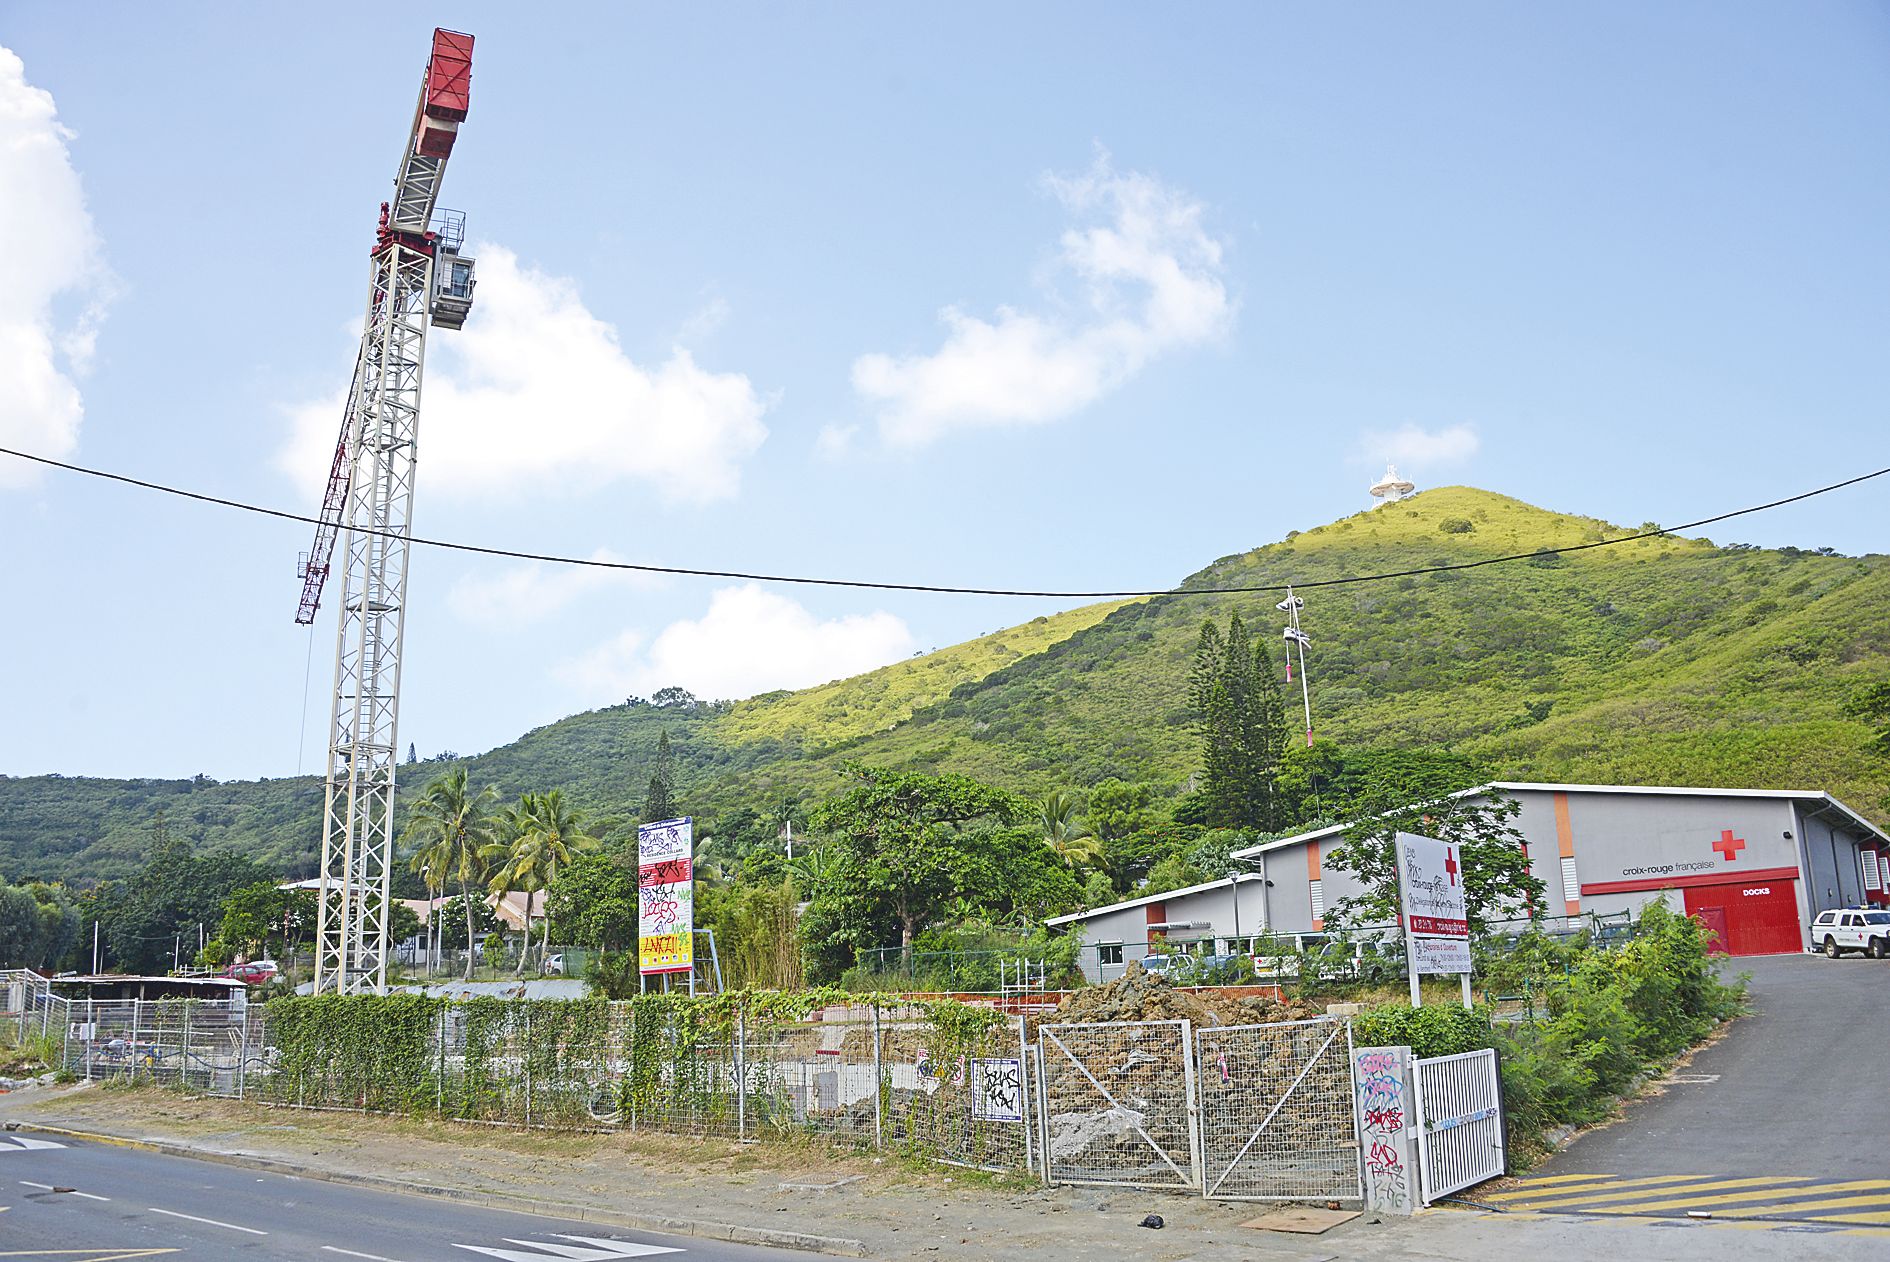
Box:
1309;879;1325;918
1864;913;1890;926
1097;942;1123;966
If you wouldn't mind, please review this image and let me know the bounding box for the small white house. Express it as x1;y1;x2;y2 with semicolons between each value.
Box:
1046;874;1269;984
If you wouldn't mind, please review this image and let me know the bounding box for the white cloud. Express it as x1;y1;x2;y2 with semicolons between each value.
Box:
0;47;111;489
813;423;858;460
1359;423;1480;471
280;247;768;504
557;583;914;701
447;549;664;628
852;151;1233;446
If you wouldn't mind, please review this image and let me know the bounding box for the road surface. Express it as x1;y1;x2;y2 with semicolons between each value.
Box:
1487;952;1890;1226
0;1130;812;1261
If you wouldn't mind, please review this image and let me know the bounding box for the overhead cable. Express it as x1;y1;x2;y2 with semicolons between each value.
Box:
1;444;1883;600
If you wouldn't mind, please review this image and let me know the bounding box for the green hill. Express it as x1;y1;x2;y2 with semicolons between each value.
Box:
5;486;1886;886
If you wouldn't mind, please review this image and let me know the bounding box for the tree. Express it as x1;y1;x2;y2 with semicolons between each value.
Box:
807;765;1024;949
1188;612;1289;830
1848;680;1890;756
401;768;498;980
0;880;81;970
1036;789;1104;872
642;730;676;822
88;820;277;973
544;850;637;951
1086;779;1157;842
1322;790;1547;936
486;790;600;974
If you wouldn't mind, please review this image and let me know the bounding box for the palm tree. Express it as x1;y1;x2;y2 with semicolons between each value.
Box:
1038;788;1105;872
402;768;498;980
486;790;600;976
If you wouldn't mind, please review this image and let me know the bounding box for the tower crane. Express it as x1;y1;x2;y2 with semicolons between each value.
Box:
297;29;477;994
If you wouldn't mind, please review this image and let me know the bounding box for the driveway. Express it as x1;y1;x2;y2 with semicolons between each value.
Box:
1487;953;1890;1225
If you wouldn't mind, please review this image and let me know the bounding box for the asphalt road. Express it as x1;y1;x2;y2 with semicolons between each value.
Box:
1489;952;1890;1225
0;1133;812;1261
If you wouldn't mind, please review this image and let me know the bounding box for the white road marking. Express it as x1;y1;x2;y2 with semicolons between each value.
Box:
148;1205;269;1234
452;1234;683;1260
0;1135;67;1151
322;1247;407;1261
20;1179;108;1200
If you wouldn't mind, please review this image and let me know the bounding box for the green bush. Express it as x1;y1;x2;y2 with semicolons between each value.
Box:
1353;1001;1493;1059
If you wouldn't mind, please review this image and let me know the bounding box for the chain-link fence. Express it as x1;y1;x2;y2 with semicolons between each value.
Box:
7;969;1377;1204
1037;1019;1200;1191
1195;1017;1361;1201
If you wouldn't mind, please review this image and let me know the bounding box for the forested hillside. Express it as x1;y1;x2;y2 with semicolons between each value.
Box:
5;486;1886;886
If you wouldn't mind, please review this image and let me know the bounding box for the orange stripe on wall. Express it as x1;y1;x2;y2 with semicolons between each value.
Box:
1554;792;1580;915
1307;844;1321;880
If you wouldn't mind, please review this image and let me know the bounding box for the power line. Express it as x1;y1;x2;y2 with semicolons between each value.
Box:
2;444;1884;600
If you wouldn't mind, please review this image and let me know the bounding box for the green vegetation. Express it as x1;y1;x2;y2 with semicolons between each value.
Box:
1351;902;1745;1164
6;487;1888;893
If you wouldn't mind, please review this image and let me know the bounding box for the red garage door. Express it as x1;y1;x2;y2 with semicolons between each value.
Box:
1683;880;1801;956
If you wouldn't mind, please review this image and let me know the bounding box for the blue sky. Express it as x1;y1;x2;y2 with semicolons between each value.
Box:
2;3;1886;780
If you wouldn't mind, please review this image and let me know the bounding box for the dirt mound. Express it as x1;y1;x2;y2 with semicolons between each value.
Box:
1044;964;1324;1029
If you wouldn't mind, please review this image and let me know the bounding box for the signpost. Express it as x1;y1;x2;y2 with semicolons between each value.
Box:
637;817;695;992
1395;832;1472;1009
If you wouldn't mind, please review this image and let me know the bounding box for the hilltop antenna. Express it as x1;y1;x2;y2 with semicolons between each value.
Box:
1278;587;1313;747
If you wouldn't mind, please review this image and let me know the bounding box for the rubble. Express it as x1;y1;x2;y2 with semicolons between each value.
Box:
1042;964;1324;1030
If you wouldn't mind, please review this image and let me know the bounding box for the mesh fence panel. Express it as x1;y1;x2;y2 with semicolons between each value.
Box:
1196;1018;1362;1202
880;1012;1032;1172
1038;1020;1198;1190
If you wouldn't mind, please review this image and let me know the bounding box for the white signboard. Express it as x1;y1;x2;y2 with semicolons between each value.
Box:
1409;934;1472;975
970;1057;1025;1122
1397;832;1469;979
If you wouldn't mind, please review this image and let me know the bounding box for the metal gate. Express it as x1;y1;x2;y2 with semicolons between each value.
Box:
1412;1048;1505;1203
1195;1017;1363;1202
1037;1020;1199;1190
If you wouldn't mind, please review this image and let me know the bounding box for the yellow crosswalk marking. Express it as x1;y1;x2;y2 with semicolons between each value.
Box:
1500;1173;1627;1188
1715;1191;1890;1220
1818;1211;1890;1225
1614;1180;1890;1214
1484;1174;1710;1203
1497;1175;1808;1208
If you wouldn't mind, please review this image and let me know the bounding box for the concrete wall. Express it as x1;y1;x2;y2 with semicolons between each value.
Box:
1798;805;1868;914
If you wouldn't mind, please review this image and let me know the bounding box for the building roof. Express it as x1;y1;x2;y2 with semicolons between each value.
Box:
1045;873;1265;928
1228;781;1890;860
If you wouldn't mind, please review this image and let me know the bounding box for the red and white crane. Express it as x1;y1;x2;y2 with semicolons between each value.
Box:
299;29;477;994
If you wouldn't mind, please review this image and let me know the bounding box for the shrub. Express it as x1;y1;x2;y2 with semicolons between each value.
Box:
1353;1002;1492;1059
1439;518;1475;534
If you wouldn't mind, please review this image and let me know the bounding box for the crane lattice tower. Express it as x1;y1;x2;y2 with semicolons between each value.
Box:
297;29;478;994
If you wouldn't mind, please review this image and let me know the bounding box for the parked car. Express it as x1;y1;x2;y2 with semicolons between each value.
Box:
544;953;566;975
224;959;278;985
1136;954;1177;976
1810;908;1890;958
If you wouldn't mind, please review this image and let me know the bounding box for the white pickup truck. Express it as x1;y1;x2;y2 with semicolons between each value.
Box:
1810;907;1890;958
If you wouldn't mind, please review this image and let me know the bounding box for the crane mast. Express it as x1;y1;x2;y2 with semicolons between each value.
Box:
307;29;476;995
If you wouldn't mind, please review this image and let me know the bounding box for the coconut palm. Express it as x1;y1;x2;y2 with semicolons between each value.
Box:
1037;788;1105;872
485;790;600;976
402;768;498;980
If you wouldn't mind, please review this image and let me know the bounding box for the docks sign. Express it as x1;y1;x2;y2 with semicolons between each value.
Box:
638;817;694;976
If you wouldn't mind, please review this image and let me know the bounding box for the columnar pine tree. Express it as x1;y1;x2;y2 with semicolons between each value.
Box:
642;730;676;822
1189;612;1290;829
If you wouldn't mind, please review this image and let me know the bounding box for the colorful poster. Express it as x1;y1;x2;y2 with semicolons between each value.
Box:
637;817;694;976
1396;831;1470;977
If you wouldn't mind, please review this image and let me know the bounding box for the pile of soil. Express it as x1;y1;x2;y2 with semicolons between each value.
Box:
1043;964;1325;1029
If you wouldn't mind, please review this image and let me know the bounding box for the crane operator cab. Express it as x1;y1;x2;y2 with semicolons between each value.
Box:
431;247;476;330
427;208;476;330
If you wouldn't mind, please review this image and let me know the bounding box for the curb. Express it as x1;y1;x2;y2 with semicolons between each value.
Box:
10;1121;869;1257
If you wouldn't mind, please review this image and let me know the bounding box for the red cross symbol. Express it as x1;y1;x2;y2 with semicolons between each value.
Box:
1713;829;1746;862
1444;847;1459;886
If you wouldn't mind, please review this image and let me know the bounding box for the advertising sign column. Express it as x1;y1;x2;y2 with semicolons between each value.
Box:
637;817;695;991
1395;832;1471;1009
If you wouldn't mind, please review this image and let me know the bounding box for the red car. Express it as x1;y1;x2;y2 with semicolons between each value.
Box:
224;959;279;985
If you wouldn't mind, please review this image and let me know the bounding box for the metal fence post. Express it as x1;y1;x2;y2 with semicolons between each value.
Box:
522;1005;532;1128
1179;1019;1204;1196
871;1005;884;1150
1015;1014;1032;1176
736;1007;748;1143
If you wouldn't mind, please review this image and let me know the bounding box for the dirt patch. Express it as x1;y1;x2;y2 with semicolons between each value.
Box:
1042;963;1325;1029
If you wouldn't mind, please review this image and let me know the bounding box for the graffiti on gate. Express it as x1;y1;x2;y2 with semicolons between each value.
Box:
1354;1048;1410;1208
971;1057;1024;1122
